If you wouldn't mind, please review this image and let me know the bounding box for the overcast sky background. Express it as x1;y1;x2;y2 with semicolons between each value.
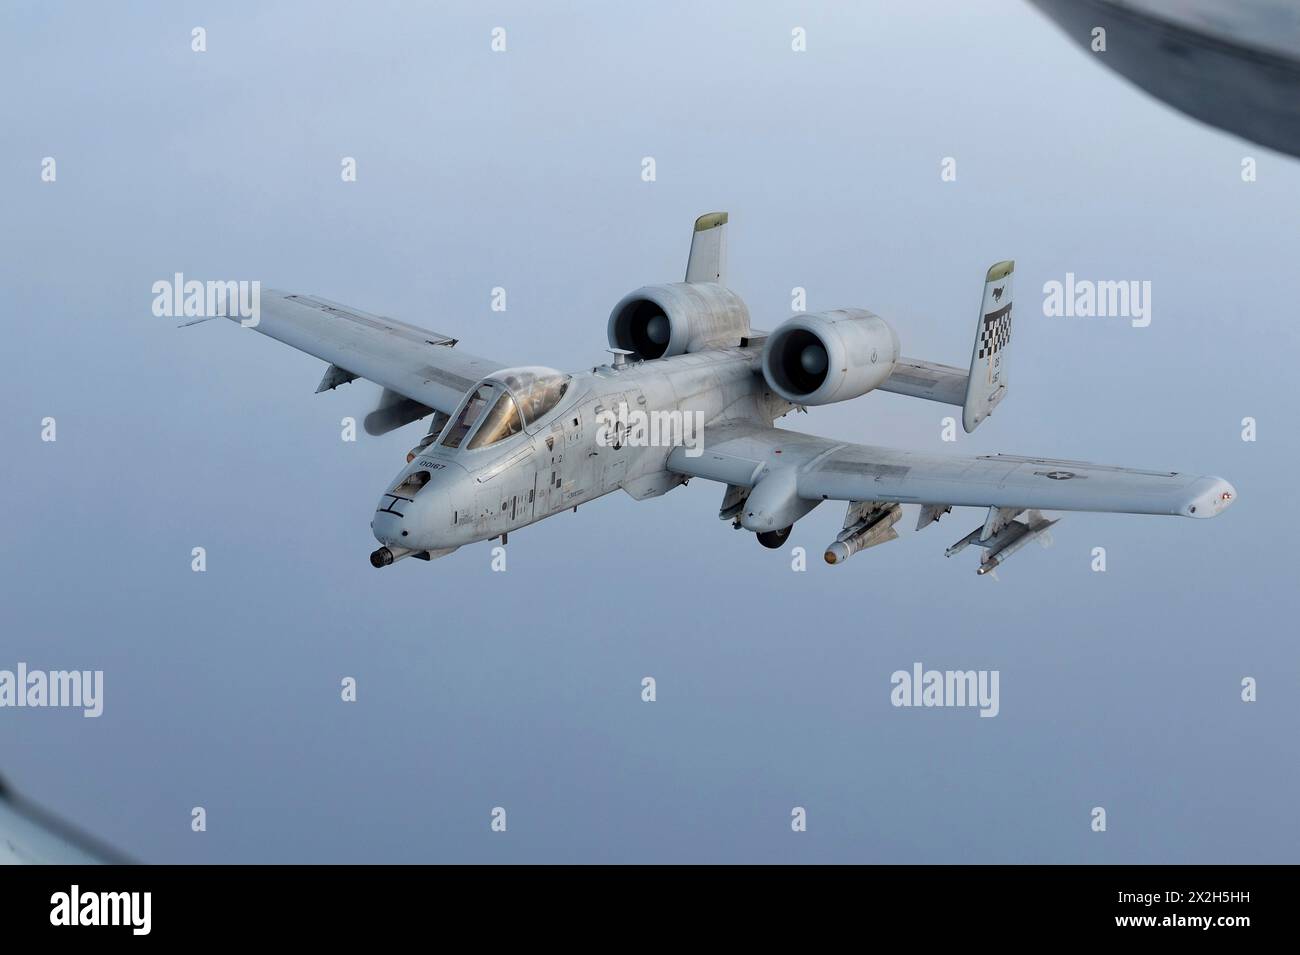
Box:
2;0;1297;863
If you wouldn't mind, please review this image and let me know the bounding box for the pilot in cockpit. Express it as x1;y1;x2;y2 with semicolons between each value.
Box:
407;367;570;461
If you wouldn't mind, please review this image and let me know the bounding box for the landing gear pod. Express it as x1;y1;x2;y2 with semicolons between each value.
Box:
740;468;819;535
756;526;792;549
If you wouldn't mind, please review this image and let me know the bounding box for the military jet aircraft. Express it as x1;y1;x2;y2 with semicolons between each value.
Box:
203;212;1234;574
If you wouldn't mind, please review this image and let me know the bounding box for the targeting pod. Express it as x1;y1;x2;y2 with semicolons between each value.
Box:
824;502;903;564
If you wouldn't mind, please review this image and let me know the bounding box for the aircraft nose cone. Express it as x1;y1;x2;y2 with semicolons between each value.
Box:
371;506;406;545
373;460;465;549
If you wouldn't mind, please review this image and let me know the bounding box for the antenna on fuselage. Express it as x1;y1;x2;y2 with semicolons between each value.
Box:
605;348;634;370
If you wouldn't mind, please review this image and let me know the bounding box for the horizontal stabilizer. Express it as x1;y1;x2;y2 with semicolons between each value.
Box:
880;358;968;405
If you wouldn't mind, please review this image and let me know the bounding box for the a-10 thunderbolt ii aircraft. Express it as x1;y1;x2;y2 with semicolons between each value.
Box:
207;212;1235;573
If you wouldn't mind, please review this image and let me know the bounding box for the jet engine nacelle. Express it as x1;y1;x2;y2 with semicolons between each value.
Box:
761;309;900;405
608;283;751;361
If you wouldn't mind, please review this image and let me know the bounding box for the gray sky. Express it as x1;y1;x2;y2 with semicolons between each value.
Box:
2;0;1297;862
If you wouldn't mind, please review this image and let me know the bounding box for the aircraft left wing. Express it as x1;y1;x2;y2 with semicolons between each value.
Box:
204;291;507;419
667;421;1235;570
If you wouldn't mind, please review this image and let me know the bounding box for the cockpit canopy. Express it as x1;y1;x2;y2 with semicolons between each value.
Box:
438;366;571;451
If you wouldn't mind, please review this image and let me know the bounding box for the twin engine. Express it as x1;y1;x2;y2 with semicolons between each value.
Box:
607;283;899;408
760;309;899;405
608;283;751;360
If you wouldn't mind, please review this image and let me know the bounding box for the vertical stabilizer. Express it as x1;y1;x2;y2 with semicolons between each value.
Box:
685;212;728;284
963;260;1013;432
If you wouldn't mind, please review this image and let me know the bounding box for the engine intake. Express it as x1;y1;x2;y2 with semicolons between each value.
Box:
761;309;899;405
608;283;751;360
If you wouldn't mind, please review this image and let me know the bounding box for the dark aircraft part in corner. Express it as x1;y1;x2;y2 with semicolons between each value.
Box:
1029;0;1300;158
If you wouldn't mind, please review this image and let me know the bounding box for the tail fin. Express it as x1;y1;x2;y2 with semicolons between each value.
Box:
685;212;728;284
963;260;1014;432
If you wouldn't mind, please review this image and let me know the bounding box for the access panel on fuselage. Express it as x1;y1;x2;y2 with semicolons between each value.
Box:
536;408;582;517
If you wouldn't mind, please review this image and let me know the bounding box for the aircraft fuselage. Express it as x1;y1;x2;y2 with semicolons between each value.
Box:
369;343;788;560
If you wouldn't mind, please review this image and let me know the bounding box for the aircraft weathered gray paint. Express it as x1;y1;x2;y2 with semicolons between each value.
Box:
206;213;1235;574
